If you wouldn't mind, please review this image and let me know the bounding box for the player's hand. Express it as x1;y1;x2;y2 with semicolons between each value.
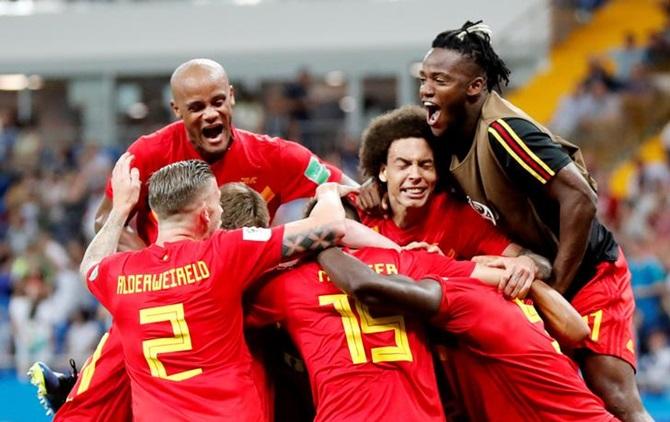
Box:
403;241;444;255
316;182;359;199
118;226;147;252
110;152;141;216
471;255;499;265
357;178;388;216
474;255;536;299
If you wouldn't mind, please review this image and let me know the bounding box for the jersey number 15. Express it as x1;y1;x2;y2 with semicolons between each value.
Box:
319;294;413;364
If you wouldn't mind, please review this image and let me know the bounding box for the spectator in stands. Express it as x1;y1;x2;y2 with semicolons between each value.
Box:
550;81;591;138
583;55;622;91
610;33;646;83
578;79;624;139
63;307;101;367
638;329;670;394
8;269;54;377
626;237;669;338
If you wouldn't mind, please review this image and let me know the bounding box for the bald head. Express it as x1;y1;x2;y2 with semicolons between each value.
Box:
171;59;229;99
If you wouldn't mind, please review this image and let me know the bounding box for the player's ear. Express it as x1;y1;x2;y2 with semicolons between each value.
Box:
199;203;211;231
170;99;182;119
466;76;486;96
229;85;236;107
379;165;388;183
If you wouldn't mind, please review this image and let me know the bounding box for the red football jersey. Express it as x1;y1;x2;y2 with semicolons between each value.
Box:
247;247;475;422
433;277;616;422
56;326;132;422
87;226;284;422
359;192;509;259
105;121;342;244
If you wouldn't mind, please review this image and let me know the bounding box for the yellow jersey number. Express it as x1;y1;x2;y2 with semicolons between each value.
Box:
319;294;413;364
139;303;202;381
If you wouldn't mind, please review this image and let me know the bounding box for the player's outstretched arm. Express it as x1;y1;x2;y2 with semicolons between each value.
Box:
80;153;141;281
342;219;401;251
281;183;350;260
529;279;590;346
317;248;442;318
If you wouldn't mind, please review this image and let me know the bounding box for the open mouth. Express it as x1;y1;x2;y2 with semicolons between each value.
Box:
401;186;428;199
202;124;224;141
423;102;441;127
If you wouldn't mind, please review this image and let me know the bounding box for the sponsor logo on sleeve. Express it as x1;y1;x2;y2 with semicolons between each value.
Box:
304;156;331;185
243;227;272;242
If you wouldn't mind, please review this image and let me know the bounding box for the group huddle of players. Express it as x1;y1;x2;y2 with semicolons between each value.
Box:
29;21;653;422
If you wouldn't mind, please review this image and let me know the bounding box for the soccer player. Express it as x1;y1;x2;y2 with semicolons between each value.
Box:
415;20;648;421
316;247;617;422
246;244;473;421
355;104;557;418
97;58;354;249
357;105;550;297
34;58;354;421
79;155;358;421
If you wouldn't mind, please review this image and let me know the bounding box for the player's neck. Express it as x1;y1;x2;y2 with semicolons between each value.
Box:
154;222;207;246
391;203;424;230
450;94;486;160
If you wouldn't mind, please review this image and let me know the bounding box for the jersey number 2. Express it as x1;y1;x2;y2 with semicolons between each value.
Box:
319;293;413;364
140;303;202;381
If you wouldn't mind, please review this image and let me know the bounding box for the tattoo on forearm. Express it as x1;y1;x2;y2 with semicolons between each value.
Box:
282;227;340;258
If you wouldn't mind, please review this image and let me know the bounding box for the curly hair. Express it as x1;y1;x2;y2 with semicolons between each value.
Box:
359;105;434;181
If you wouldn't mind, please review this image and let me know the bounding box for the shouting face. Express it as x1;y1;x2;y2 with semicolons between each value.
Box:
171;60;236;162
419;48;484;138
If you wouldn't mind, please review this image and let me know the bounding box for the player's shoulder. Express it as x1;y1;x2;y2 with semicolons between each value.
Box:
230;128;288;167
487;117;546;140
235;128;287;150
89;249;136;277
209;227;276;245
128;121;186;160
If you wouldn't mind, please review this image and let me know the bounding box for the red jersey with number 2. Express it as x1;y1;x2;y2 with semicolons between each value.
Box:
87;226;284;422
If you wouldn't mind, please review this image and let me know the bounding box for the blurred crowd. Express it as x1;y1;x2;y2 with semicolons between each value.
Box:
0;112;114;376
1;2;670;405
546;8;670;395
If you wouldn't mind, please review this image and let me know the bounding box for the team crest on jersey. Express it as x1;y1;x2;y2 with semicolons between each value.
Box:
467;197;498;225
243;227;272;242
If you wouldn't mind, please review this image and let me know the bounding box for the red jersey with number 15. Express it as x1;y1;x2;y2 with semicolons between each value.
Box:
246;247;475;422
105;121;342;244
359;192;509;259
87;226;284;422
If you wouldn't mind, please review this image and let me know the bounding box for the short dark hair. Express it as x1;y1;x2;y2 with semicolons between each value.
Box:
302;196;359;222
219;182;270;229
148;160;214;219
431;20;511;92
359;105;433;180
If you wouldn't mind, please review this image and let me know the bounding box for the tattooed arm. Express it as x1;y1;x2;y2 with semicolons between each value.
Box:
80;153;141;282
280;183;349;260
